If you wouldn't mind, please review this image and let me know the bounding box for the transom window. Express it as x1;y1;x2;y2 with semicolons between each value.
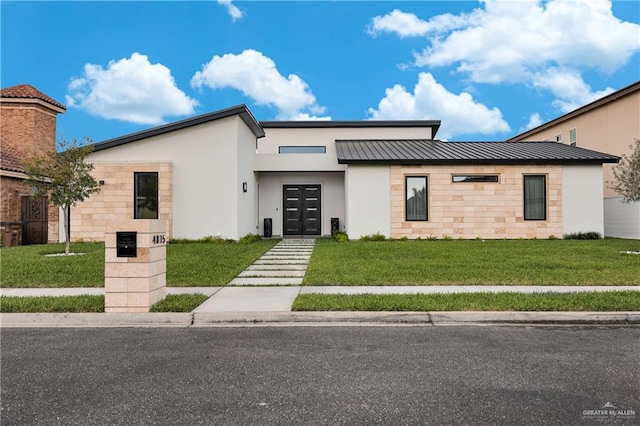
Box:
523;175;546;221
278;146;326;154
134;172;158;219
406;176;428;221
452;175;499;183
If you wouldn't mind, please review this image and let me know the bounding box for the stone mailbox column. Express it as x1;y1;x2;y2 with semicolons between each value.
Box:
104;219;167;313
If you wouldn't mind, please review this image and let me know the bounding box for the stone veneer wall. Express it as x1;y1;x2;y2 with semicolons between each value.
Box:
71;162;173;242
390;165;563;239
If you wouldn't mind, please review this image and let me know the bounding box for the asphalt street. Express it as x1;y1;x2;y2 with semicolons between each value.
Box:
1;326;639;425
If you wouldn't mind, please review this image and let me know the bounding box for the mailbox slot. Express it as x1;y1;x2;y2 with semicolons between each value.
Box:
116;231;137;258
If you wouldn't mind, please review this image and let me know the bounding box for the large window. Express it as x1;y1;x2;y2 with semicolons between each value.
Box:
524;175;546;221
406;176;428;221
134;172;158;219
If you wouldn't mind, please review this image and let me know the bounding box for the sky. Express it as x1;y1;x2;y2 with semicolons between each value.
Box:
1;0;639;143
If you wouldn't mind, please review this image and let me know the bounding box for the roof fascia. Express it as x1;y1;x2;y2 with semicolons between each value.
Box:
337;158;620;165
0;97;66;114
93;105;265;152
507;80;640;141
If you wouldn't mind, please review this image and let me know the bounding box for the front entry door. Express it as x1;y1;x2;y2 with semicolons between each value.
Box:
283;185;321;236
21;196;48;245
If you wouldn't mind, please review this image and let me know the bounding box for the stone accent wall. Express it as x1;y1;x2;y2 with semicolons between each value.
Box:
390;165;563;239
1;103;58;160
71;162;173;242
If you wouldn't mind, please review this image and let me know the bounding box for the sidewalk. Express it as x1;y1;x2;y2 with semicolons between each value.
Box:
2;285;639;328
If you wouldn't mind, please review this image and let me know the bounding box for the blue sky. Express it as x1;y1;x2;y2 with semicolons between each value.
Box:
2;0;639;142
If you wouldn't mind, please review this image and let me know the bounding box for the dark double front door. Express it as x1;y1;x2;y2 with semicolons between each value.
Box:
283;185;321;236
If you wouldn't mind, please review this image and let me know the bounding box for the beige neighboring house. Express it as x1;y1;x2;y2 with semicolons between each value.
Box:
68;104;619;242
508;80;640;239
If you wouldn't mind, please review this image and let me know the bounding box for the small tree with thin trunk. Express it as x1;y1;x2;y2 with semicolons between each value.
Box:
22;137;100;255
609;138;640;203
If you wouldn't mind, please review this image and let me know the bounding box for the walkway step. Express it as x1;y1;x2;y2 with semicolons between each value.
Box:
229;277;303;286
261;255;310;260
238;270;305;278
254;259;308;265
246;264;307;271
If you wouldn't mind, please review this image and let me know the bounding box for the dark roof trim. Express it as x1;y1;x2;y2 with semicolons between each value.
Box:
261;120;441;138
93;104;265;152
507;80;640;141
336;139;620;166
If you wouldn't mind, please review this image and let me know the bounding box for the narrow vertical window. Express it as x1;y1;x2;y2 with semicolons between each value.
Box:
134;172;158;219
524;175;546;221
569;128;577;146
406;176;428;221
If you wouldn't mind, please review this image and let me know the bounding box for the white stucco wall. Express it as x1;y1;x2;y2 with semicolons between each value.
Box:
257;172;345;237
236;119;259;237
604;198;640;239
562;165;604;236
87;116;246;240
345;166;390;238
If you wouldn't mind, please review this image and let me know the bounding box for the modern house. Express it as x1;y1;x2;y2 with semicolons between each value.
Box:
0;84;66;246
508;80;640;239
69;104;619;241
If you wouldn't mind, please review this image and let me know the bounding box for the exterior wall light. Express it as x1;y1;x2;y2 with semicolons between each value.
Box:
242;182;247;193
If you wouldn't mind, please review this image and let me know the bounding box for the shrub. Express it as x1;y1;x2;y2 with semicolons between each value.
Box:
333;231;349;242
563;231;602;240
239;233;262;244
359;233;387;241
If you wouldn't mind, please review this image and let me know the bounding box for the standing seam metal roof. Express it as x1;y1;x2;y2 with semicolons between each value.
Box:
335;140;620;164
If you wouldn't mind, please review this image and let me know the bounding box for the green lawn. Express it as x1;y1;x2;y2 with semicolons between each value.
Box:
292;291;640;312
0;240;277;287
304;239;640;285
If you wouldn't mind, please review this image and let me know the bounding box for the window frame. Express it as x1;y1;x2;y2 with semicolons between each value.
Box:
569;128;577;146
452;174;499;183
523;174;547;221
405;175;428;222
134;172;159;220
278;146;327;154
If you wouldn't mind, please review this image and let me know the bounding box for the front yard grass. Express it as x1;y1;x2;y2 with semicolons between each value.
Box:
0;294;208;313
292;291;640;312
0;240;277;287
304;239;640;285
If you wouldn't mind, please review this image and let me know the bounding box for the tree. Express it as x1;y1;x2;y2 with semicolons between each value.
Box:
23;137;100;255
609;138;640;203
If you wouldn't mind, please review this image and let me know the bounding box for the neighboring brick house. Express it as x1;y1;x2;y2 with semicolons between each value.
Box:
0;84;66;246
508;80;640;239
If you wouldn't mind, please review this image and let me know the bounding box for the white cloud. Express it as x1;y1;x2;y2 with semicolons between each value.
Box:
367;73;510;139
217;0;244;22
66;53;197;125
521;112;543;132
191;49;329;120
370;0;639;111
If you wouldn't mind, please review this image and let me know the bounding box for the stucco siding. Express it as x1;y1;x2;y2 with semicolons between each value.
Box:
257;172;345;237
237;119;258;237
82;116;244;240
390;165;563;239
604;198;640;239
562;165;604;235
345;166;390;238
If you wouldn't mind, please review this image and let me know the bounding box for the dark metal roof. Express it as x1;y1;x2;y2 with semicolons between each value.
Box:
93;104;264;152
261;120;441;138
336;140;620;165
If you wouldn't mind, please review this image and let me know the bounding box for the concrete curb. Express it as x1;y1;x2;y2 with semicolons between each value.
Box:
0;313;193;328
2;311;639;328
